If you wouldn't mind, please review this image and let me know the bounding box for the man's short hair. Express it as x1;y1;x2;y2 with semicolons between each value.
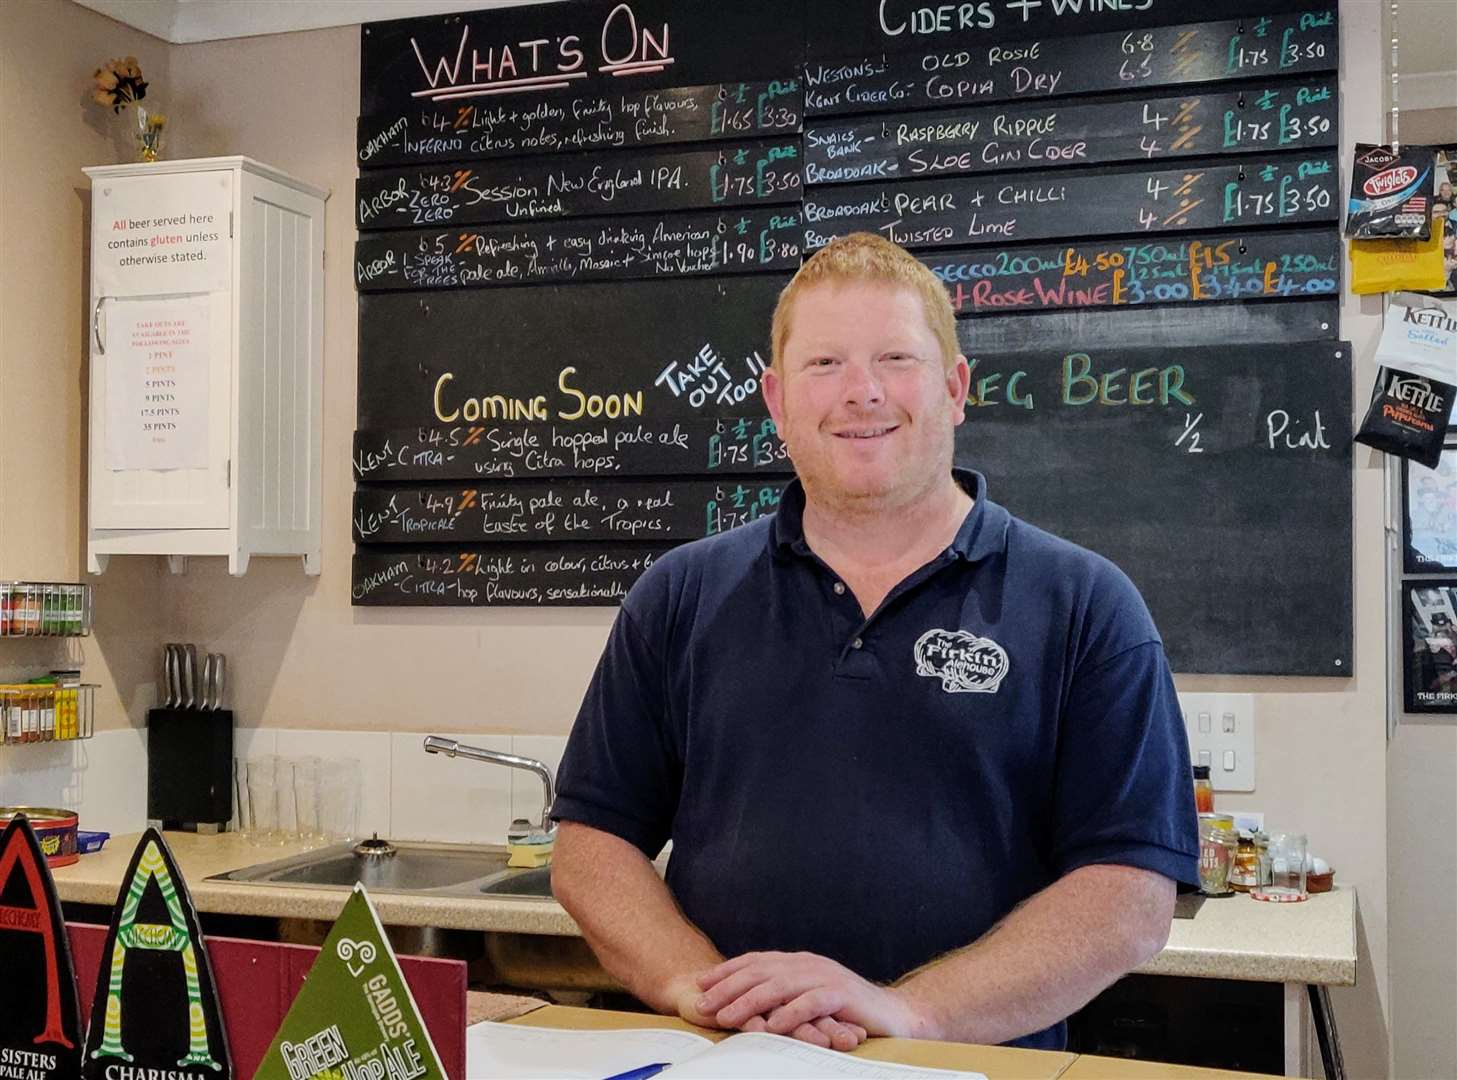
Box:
770;232;959;371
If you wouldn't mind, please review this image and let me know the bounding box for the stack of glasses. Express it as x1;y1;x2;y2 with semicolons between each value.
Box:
233;755;361;846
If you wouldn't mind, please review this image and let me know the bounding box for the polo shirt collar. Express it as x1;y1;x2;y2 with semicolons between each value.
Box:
771;468;1008;564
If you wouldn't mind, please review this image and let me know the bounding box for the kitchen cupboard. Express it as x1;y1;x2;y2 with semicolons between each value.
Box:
83;157;326;575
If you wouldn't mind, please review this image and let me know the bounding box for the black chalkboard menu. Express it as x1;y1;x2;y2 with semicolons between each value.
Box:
353;0;1350;675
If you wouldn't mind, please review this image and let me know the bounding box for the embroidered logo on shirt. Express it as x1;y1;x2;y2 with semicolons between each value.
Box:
913;628;1010;694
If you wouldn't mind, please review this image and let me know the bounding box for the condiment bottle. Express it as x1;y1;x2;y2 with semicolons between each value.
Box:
1193;764;1214;813
1231;830;1261;891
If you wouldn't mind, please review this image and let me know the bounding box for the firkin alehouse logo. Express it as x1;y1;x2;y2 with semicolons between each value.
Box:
913;628;1010;694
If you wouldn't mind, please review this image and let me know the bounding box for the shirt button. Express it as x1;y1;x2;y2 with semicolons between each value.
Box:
833;582;846;595
851;637;863;649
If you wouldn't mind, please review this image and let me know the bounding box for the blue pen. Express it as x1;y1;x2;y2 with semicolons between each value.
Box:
600;1064;671;1080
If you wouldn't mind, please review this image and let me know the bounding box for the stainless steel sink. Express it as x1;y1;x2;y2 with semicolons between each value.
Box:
477;866;554;899
207;840;518;895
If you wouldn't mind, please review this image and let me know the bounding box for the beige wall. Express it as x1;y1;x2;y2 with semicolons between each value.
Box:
0;0;167;727
0;0;1408;1073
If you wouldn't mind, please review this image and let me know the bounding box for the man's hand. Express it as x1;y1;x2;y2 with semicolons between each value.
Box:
696;952;923;1049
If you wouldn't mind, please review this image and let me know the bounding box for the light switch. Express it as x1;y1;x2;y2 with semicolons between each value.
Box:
1178;692;1256;792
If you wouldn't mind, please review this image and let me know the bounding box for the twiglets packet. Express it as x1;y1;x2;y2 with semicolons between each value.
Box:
1346;144;1434;239
1354;294;1457;468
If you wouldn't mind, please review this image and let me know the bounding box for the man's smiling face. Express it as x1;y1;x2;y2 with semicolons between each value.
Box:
763;279;970;516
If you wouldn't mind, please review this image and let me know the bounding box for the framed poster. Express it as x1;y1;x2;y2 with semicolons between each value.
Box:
1403;438;1457;572
1404;581;1457;713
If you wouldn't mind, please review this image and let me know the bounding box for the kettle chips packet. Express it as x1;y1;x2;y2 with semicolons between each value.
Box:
1355;295;1457;468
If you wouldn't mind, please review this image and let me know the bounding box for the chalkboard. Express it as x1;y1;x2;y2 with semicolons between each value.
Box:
357;275;788;431
353;543;673;606
951;339;1352;675
803;78;1336;184
960;297;1339;351
802;9;1337;115
351;0;1351;676
922;227;1340;315
803;152;1339;250
358;80;802;168
355;206;802;291
354;478;789;543
356;139;802;231
353;417;790;482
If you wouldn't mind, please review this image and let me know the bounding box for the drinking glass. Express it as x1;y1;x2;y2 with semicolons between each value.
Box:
245;754;285;846
319;757;361;844
1254;832;1308;901
292;756;325;846
232;757;251;839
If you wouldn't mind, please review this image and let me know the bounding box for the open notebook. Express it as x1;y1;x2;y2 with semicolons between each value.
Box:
465;1021;990;1080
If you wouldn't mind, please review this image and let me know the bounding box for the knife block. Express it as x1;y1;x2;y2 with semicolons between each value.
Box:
147;708;234;829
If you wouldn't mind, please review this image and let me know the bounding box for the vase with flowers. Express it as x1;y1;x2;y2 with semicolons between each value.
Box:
91;56;166;163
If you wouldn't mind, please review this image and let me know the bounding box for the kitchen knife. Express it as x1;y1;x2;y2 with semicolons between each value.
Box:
182;644;197;710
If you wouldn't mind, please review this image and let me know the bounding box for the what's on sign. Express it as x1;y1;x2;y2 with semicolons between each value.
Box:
91;171;232;297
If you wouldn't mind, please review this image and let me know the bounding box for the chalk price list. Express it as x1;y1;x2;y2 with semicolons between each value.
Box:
352;545;669;606
802;153;1340;250
921;228;1340;314
357;140;802;230
801;9;1337;116
353;478;788;543
358;80;802;167
352;418;791;482
802;78;1336;185
355;207;800;291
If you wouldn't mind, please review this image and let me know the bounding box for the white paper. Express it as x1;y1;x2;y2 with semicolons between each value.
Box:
660;1032;988;1080
104;296;210;471
463;1024;987;1080
464;1022;713;1079
94;171;232;295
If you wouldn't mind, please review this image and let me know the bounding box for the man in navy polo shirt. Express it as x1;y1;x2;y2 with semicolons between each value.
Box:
550;233;1199;1052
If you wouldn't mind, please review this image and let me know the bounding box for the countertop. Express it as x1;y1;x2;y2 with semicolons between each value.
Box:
53;832;1357;986
498;1004;1272;1078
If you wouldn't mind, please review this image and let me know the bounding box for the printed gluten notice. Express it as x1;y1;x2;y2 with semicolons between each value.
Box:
104;297;210;471
94;171;230;295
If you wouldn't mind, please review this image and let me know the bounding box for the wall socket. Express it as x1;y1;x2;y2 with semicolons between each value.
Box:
1177;692;1255;792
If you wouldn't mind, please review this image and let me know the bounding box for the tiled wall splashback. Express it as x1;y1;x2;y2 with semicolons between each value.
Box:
0;728;149;833
236;729;567;844
0;728;568;845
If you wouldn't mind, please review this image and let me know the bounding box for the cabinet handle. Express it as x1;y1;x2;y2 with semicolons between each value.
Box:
92;296;108;355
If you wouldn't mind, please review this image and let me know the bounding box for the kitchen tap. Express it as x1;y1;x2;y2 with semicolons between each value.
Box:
422;736;556;840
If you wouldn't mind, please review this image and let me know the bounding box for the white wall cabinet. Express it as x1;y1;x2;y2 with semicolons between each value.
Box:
84;157;327;576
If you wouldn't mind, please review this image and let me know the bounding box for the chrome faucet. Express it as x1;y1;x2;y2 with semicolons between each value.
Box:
422;736;556;840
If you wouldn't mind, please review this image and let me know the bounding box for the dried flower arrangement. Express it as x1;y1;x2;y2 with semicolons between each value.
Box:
90;56;166;162
91;56;148;112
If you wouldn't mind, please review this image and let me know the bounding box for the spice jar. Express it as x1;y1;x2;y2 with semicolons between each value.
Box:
1230;829;1269;891
1193;764;1214;813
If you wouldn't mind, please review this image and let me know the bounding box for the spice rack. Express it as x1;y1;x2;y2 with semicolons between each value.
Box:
0;582;93;637
0;683;97;745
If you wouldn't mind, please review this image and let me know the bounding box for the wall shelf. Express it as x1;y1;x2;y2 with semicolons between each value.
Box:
0;582;93;637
